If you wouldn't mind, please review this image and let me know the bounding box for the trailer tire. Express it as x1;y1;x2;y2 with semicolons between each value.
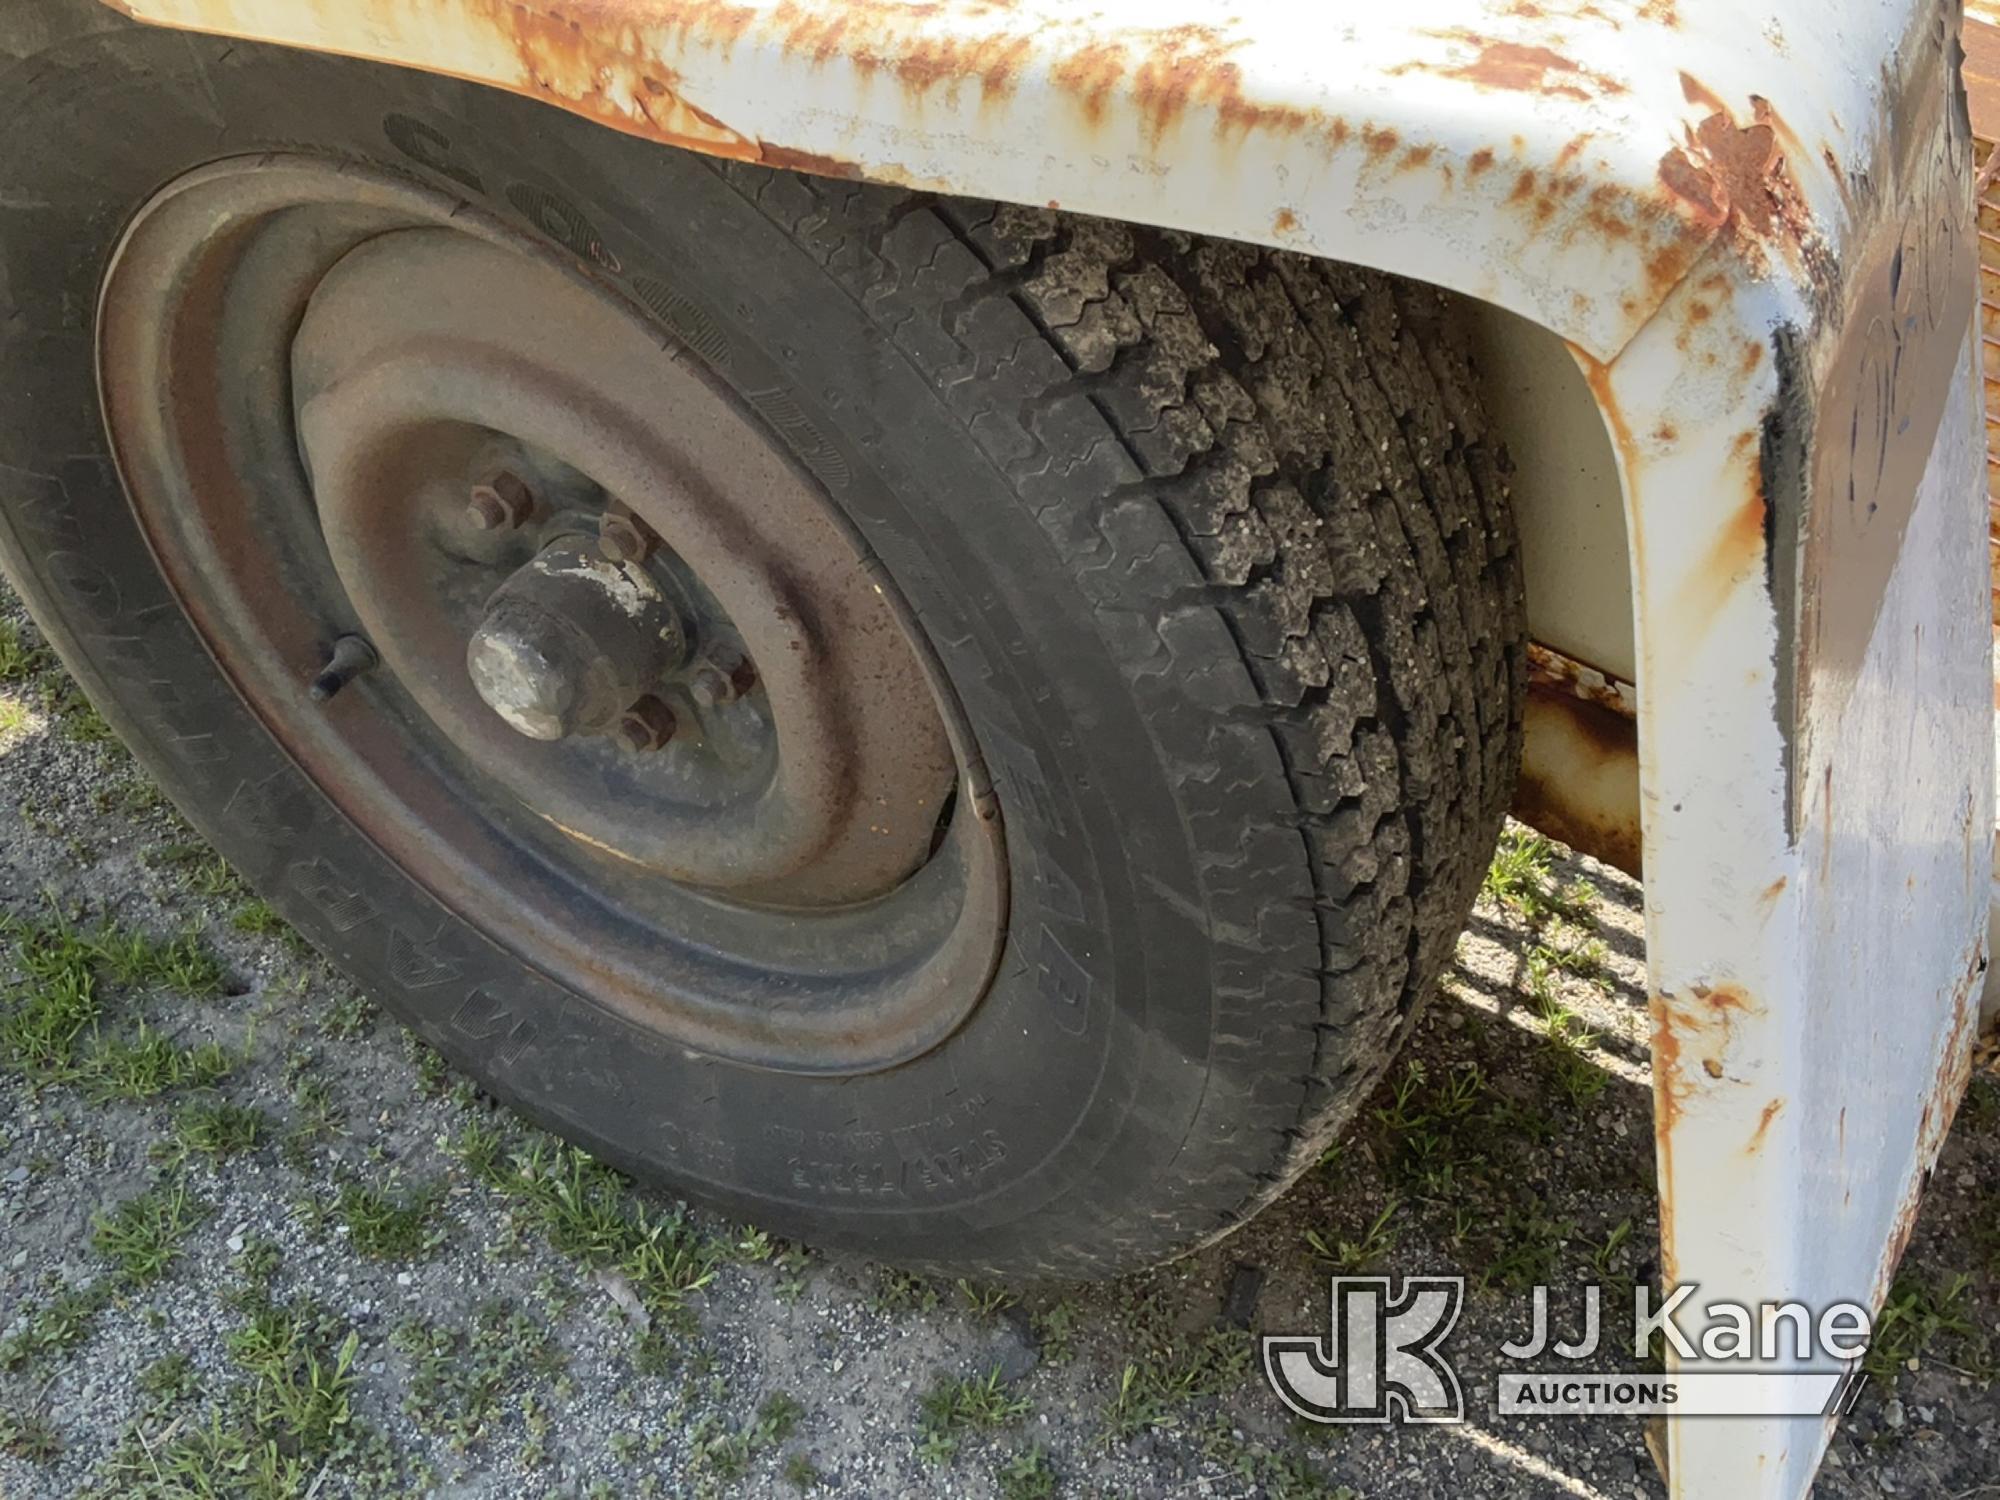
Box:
0;2;1525;1278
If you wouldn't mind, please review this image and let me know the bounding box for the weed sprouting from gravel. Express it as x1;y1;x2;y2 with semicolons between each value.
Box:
90;1177;202;1285
233;1233;284;1293
0;620;48;684
444;1117;504;1178
0;1279;116;1371
0;910;234;1104
393;1300;565;1451
476;1136;729;1319
90;1292;398;1499
320;991;377;1041
918;1365;1032;1463
141;842;249;901
682;1391;806;1485
872;1267;941;1315
0;1406;60;1463
996;1444;1058;1499
232;1299;361;1451
1481;825;1558;914
77;1024;231;1103
401;1028;451;1096
136;1351;199;1410
1102;1325;1250;1444
85;925;225;998
334;1177;443;1259
1482;826;1599;930
956;1279;1019;1320
1304;1197;1401;1274
782;1449;827;1489
153;1097;266;1166
0;917;98;1078
286;1066;344;1143
1031;1299;1079;1366
0;622;102;743
227;899;287;938
1867;1271;1991;1382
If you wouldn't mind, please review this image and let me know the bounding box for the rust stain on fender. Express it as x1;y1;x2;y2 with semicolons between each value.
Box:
758;142;864;178
1656;72;1818;275
1649;991;1687;1285
1049;24;1323;143
1746;1096;1784;1153
1651;978;1760;1285
1666;453;1769;636
1413;32;1628;103
1870;948;1986;1307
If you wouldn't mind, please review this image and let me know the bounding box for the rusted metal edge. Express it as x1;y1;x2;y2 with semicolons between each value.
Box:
1526;639;1637;718
1516;642;1641;877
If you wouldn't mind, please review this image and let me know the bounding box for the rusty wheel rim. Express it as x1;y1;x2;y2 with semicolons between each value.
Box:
96;156;1008;1074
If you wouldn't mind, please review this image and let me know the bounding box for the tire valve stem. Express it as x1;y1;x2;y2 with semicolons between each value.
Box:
309;635;379;703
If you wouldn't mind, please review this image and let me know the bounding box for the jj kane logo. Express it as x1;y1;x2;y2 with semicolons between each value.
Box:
1263;1277;1466;1424
1263;1278;1874;1424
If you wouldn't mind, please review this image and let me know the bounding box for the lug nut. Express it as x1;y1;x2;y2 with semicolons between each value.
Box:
308;634;378;703
613;695;677;753
465;471;535;532
598;503;659;565
689;650;758;708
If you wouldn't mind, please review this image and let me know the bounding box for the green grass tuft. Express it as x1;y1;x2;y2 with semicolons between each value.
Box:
91;1178;202;1285
392;1300;565;1451
482;1138;728;1318
154;1098;266;1166
0;1278;115;1371
335;1178;443;1260
996;1445;1058;1500
918;1365;1032;1464
0;1404;61;1463
137;1350;199;1409
79;1025;232;1103
1867;1271;1990;1382
1100;1296;1251;1444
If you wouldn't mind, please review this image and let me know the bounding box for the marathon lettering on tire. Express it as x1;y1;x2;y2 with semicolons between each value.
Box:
448;986;539;1066
287;858;379;933
1035;925;1093;1034
385;926;461;991
381;112;484;193
224;772;316;843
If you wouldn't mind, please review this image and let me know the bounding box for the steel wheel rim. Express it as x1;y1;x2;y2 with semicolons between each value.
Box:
95;155;1009;1074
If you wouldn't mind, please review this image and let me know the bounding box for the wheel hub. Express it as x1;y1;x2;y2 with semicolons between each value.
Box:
465;535;690;743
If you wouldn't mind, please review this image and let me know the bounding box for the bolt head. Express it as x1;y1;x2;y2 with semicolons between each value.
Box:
466;471;534;532
688;665;730;709
689;650;757;709
614;695;677;753
598;513;655;565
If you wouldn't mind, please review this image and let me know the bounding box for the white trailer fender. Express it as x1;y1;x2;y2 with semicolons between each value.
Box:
89;1;1996;1494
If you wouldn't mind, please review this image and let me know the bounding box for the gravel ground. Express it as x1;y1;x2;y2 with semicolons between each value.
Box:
0;578;1994;1500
